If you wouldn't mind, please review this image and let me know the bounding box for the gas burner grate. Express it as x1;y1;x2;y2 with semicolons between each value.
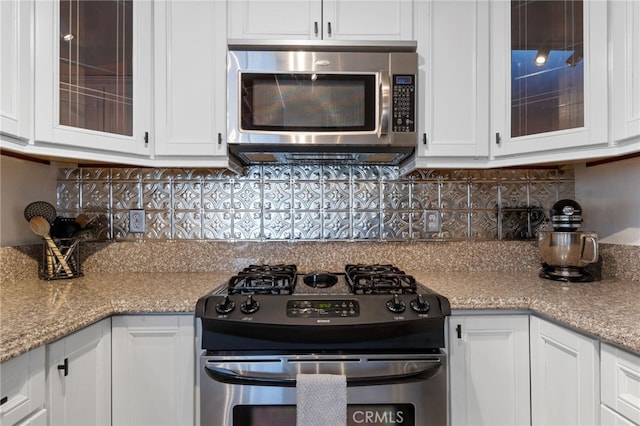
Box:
345;264;417;295
228;264;297;295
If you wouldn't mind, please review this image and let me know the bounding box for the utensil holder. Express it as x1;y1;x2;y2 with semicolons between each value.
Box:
39;238;83;280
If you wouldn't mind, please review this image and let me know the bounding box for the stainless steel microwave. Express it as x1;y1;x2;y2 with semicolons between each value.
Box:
227;41;418;166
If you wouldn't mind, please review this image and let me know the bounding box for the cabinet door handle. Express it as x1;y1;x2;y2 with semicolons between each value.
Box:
314;21;319;36
58;357;69;376
0;396;7;406
218;132;222;145
327;22;332;36
144;131;149;146
495;132;501;145
423;133;428;147
456;324;462;339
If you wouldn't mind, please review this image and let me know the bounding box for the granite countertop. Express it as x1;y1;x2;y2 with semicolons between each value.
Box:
1;270;639;363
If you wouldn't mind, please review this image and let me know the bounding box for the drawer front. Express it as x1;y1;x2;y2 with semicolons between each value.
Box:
0;347;45;426
602;344;640;425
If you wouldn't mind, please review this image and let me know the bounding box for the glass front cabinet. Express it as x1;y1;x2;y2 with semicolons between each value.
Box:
34;0;152;156
490;0;608;159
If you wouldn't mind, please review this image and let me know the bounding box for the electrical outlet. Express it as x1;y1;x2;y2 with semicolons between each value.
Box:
425;210;440;232
129;209;145;233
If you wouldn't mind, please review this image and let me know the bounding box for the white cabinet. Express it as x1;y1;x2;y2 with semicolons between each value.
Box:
602;404;638;426
228;0;414;41
530;316;599;426
153;0;229;164
490;0;609;162
448;315;530;426
0;0;32;143
414;0;490;167
601;343;640;425
610;0;640;151
0;347;46;426
46;318;111;426
34;0;152;156
112;315;195;426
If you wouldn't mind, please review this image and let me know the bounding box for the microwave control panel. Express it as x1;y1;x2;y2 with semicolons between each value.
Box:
392;75;416;133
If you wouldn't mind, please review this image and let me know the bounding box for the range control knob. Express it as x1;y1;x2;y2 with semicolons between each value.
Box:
386;294;406;313
240;295;260;314
410;295;430;314
215;296;235;314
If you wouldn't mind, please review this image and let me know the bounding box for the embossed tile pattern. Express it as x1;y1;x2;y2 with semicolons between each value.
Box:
56;166;574;241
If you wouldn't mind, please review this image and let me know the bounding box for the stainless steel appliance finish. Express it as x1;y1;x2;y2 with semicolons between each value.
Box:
538;199;601;282
227;42;418;166
538;231;599;269
200;353;446;426
196;264;450;426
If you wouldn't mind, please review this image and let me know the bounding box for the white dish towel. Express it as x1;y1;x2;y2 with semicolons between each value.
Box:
296;373;347;426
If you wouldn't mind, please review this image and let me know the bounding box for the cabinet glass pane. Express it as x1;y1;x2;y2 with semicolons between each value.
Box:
511;1;583;138
59;0;133;136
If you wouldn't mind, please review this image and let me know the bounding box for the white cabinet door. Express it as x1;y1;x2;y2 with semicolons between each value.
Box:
46;318;111;426
34;0;152;156
322;0;414;41
490;0;609;161
601;343;640;425
530;316;599;426
448;315;530;426
415;0;489;165
228;0;322;40
610;0;640;150
0;0;32;142
601;404;638;426
0;346;45;426
153;0;229;163
112;315;195;426
228;0;413;41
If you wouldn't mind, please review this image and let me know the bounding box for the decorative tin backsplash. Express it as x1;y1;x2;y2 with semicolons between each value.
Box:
56;166;574;241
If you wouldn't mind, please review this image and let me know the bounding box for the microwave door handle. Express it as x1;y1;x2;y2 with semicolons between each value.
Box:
378;71;390;137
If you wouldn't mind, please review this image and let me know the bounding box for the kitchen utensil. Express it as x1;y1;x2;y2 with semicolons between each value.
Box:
538;231;599;269
29;216;74;277
24;201;57;224
53;238;81;276
51;217;82;238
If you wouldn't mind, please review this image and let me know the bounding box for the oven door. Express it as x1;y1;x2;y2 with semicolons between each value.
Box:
200;353;447;426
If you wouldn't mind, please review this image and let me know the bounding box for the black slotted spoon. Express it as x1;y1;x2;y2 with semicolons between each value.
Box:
24;201;57;224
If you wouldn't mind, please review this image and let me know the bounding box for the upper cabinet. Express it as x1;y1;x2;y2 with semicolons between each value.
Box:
34;0;152;156
490;0;608;160
0;0;32;143
153;0;230;166
610;0;640;151
413;0;490;168
228;0;414;41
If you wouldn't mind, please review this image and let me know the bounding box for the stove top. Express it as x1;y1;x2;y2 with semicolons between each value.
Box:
224;263;421;296
196;264;451;354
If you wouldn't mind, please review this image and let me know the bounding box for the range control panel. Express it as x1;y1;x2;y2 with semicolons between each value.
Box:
392;75;415;133
286;299;360;318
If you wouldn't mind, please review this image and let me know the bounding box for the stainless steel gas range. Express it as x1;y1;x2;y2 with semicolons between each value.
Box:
195;264;451;426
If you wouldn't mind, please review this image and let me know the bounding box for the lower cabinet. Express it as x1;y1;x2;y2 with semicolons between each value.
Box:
530;316;600;426
0;346;46;426
601;343;640;425
46;318;111;426
448;314;530;426
111;314;195;426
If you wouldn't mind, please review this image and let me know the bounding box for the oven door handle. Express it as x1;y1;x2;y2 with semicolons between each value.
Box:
204;361;441;388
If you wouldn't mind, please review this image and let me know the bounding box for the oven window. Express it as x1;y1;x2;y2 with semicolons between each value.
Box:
240;73;376;132
233;404;415;425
